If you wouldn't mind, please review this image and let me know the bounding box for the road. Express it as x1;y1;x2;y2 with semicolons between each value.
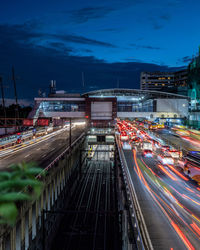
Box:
154;129;200;152
123;145;200;249
0;126;85;170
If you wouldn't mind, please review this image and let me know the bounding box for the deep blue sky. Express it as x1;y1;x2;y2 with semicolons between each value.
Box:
1;0;200;103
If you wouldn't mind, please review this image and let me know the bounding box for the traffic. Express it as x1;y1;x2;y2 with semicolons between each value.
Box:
117;119;200;249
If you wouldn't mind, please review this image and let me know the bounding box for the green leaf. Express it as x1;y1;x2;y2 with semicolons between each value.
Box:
24;167;43;175
0;192;31;202
0;172;11;181
0;202;18;225
0;179;42;192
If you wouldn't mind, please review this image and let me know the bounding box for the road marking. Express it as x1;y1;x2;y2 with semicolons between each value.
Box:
42;154;46;158
25;154;30;158
36;148;41;151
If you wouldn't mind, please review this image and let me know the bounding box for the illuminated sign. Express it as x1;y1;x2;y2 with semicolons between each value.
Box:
23;119;33;126
37;119;49;126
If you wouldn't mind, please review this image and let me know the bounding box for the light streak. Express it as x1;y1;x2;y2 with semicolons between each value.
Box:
170;221;194;250
166;164;188;181
157;164;177;181
182;194;200;206
191;222;200;237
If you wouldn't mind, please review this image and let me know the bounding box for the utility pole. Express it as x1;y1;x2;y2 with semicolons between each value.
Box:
69;118;72;149
0;77;7;134
12;66;19;131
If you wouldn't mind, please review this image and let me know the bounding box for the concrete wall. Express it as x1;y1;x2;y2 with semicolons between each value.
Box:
117;111;186;119
156;99;188;116
0;133;85;250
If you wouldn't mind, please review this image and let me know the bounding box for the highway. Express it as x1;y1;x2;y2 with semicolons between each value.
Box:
118;122;200;249
155;129;200;152
0;126;85;170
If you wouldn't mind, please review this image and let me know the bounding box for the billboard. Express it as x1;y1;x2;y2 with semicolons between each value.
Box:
23;119;33;126
37;118;49;126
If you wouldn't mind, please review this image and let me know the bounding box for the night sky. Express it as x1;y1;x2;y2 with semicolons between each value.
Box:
1;0;200;104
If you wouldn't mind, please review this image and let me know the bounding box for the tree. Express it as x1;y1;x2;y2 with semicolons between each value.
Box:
0;162;45;225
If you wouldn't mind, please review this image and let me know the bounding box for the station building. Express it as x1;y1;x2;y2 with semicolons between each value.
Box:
29;88;189;126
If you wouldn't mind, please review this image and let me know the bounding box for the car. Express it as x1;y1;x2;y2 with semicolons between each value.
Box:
157;154;174;165
167;150;181;159
131;137;141;144
122;142;132;150
161;145;170;152
120;131;129;141
142;150;153;157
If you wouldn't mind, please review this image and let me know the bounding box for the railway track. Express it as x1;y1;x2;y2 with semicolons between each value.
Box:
51;145;121;250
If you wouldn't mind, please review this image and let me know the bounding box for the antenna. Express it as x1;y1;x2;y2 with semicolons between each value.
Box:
0;77;7;134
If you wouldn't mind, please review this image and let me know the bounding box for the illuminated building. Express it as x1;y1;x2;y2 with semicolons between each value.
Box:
140;70;188;95
29;89;189;126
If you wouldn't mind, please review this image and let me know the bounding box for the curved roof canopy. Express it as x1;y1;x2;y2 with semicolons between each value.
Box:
82;88;188;99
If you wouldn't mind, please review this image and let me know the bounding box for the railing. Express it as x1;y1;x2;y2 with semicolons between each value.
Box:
116;136;154;250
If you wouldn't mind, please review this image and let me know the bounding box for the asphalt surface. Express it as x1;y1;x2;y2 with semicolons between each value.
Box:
122;129;200;249
124;149;186;250
0;126;85;170
154;129;200;152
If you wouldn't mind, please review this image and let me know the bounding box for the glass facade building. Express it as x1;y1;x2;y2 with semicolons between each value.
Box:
39;100;85;112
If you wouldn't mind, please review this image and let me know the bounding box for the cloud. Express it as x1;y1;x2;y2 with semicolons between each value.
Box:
98;28;120;32
0;22;184;102
0;22;117;51
68;6;115;23
52;34;117;48
130;43;162;50
177;56;192;64
160;14;170;21
148;13;171;30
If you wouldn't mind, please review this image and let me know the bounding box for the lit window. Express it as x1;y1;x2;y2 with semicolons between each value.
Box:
162;84;165;86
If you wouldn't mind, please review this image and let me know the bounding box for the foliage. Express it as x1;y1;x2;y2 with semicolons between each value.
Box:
0;162;45;225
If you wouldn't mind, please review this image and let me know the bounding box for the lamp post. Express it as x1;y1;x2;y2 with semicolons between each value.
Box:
0;76;7;134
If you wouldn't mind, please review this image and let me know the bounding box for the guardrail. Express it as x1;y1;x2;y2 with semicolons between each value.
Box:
116;136;154;250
